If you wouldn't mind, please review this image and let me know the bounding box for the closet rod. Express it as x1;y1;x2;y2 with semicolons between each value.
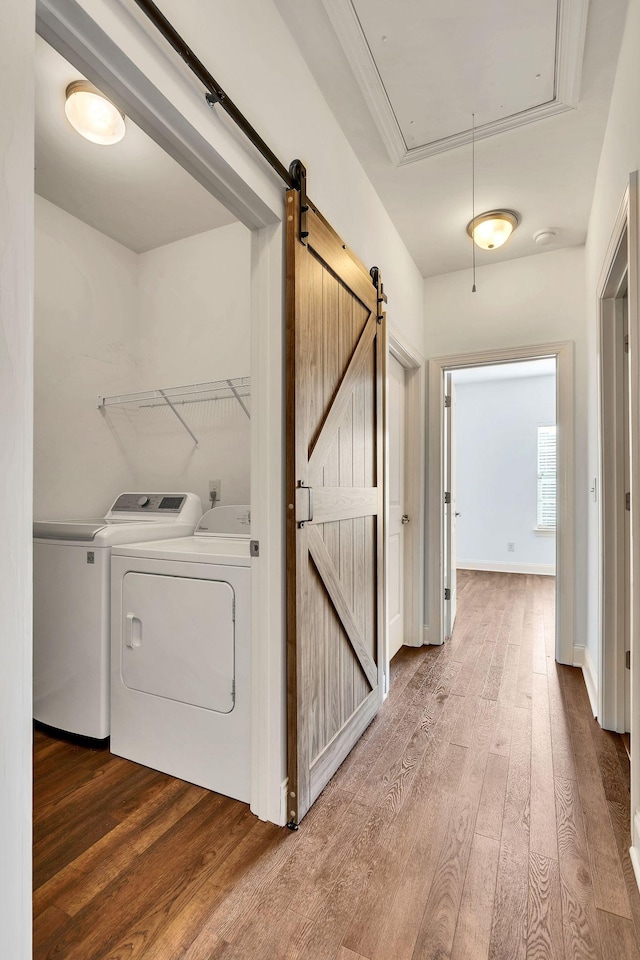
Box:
131;0;296;190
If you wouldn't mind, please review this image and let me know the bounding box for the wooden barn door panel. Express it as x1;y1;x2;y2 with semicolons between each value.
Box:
286;189;385;824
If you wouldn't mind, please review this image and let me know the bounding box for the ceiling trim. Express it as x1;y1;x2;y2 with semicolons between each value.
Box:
321;0;589;165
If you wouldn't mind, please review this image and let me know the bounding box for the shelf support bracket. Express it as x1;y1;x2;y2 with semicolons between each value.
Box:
227;379;251;419
159;389;200;447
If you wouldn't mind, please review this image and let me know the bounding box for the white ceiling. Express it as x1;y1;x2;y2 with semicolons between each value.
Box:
35;36;237;254
275;0;629;277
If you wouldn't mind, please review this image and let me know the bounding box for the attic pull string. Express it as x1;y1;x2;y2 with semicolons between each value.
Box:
471;112;476;293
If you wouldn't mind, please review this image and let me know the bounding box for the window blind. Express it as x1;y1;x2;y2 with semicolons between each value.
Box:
537;425;557;529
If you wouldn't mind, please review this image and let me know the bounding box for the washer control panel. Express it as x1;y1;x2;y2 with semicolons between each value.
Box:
110;494;187;515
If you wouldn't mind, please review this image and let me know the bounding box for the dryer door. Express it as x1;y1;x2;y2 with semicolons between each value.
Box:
121;573;235;713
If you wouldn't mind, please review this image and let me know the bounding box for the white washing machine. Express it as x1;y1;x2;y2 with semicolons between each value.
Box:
110;505;251;803
33;492;202;739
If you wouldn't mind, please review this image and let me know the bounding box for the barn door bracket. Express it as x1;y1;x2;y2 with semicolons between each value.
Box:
286;819;299;831
370;266;388;323
289;159;309;243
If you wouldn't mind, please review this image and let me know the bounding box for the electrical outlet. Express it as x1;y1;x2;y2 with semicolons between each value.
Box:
209;479;221;506
507;542;515;552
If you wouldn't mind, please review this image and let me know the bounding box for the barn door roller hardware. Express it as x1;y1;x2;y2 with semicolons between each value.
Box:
132;0;306;191
370;267;388;323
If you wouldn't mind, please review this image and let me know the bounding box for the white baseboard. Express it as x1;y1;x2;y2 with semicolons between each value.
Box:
457;560;556;576
630;817;640;894
574;644;598;717
422;624;443;646
572;645;584;667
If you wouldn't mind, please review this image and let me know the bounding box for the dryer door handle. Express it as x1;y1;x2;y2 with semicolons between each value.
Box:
126;613;142;648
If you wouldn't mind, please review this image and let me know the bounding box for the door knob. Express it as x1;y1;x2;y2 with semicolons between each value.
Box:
401;514;410;524
455;512;461;517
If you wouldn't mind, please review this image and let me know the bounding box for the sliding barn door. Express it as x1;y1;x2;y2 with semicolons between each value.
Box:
286;187;385;825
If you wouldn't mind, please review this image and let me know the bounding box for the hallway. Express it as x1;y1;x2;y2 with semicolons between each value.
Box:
33;571;640;959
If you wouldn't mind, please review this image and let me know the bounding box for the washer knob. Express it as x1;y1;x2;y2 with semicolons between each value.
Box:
138;496;150;508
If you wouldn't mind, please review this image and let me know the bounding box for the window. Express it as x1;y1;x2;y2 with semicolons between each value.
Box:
537;424;557;530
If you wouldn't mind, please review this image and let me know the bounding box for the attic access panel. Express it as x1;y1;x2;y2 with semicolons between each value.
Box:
323;0;588;162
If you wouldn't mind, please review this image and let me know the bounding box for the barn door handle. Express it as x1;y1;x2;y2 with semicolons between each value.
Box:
297;482;313;527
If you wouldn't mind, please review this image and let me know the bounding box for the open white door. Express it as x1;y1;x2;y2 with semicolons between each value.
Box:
443;373;458;639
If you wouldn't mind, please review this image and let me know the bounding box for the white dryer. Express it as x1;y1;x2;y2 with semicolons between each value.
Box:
33;492;202;739
110;505;251;803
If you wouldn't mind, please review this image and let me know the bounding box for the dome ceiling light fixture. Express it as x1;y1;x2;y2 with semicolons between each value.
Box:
467;210;520;251
64;80;126;145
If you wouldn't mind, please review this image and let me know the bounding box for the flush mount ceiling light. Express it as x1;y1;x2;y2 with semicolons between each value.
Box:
64;81;126;145
466;210;520;250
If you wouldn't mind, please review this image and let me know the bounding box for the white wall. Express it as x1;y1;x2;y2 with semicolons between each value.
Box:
424;246;587;645
454;375;556;572
585;0;640;696
35;195;140;518
582;0;640;865
35;199;252;517
0;1;34;956
133;222;251;507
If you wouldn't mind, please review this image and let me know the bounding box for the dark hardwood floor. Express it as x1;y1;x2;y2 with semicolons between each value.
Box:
33;570;640;959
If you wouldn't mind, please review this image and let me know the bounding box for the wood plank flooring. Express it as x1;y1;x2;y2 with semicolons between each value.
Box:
33;570;640;960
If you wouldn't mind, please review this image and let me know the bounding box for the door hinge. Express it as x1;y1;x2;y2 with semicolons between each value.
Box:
250;539;260;557
231;677;236;700
625;334;630;354
444;394;451;408
444;491;451;505
626;491;631;512
232;598;236;622
626;650;631;670
444;587;451;601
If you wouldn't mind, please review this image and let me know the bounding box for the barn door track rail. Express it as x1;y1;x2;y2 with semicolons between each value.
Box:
132;0;299;190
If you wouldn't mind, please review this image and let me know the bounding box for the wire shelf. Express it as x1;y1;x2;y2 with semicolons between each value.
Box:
97;377;251;447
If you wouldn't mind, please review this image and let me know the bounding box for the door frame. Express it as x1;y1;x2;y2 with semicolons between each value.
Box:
442;371;458;639
597;175;635;732
426;340;575;666
36;0;286;824
386;328;425;681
